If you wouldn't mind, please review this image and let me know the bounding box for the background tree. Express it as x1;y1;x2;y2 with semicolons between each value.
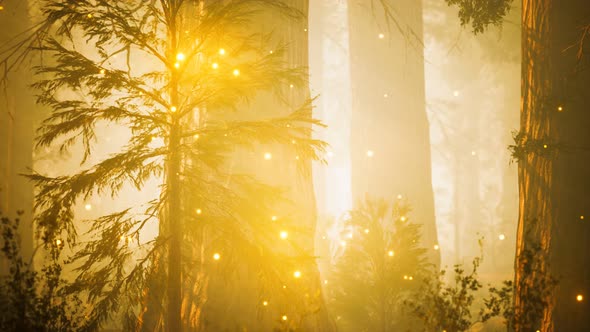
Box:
3;1;327;330
347;0;440;266
194;1;335;330
448;0;590;330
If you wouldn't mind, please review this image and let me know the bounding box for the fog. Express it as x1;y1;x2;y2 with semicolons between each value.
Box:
2;1;587;331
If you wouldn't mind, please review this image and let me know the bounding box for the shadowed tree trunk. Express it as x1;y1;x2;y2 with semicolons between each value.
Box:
347;0;439;265
515;0;590;331
0;0;35;264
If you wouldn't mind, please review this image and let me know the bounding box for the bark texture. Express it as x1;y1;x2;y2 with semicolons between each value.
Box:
515;0;590;330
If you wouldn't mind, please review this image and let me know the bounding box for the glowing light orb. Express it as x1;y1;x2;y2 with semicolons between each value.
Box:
378;33;385;39
293;270;301;278
196;208;202;215
282;315;288;321
271;215;277;221
176;53;185;61
367;150;374;157
499;234;506;240
388;250;395;257
213;253;220;260
170;106;177;112
263;300;268;306
434;244;440;250
577;294;584;302
84;204;92;211
280;231;288;239
233;69;240;76
55;239;62;246
264;152;272;160
219;48;225;55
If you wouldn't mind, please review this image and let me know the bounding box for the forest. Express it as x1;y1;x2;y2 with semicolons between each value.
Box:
0;0;589;331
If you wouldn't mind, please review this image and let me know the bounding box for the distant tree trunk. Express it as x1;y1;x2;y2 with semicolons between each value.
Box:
199;1;335;331
0;0;35;262
347;0;439;264
515;0;590;331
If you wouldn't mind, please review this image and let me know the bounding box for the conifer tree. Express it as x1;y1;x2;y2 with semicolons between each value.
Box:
2;1;326;330
327;197;427;332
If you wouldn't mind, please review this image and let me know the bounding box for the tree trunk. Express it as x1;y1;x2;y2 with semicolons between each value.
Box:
0;0;36;264
347;0;439;264
166;6;183;331
515;0;590;331
198;1;335;330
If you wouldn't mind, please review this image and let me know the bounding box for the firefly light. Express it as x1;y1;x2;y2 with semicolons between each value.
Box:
280;231;288;239
85;203;92;211
213;253;220;260
294;270;301;278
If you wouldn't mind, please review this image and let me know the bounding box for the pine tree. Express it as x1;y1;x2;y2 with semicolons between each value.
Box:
3;1;327;330
327;197;427;332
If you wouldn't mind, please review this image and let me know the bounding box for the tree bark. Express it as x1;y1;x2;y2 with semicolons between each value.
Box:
0;0;36;264
515;0;590;331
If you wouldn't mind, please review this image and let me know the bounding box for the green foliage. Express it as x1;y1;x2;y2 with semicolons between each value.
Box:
480;280;514;329
0;211;84;331
511;239;557;331
445;0;514;34
508;130;555;163
4;0;327;330
327;197;428;332
404;256;484;332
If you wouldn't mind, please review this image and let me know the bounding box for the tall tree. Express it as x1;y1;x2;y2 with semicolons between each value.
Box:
0;0;35;261
347;0;440;264
448;0;590;330
198;1;336;330
2;1;327;331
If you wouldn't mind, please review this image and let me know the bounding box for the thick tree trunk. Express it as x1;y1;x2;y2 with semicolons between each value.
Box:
515;0;590;331
198;1;335;331
347;0;439;264
0;0;35;264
